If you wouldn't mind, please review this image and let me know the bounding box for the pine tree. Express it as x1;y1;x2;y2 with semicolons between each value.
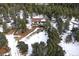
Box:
17;41;28;55
47;28;65;56
0;32;8;48
31;42;47;56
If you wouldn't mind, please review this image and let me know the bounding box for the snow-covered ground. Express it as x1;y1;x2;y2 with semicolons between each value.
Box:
51;22;57;29
4;28;48;56
20;30;48;55
7;23;12;28
6;34;20;56
20;10;23;19
69;17;75;30
59;41;79;56
2;15;79;56
27;16;32;29
51;17;57;29
59;30;79;56
62;18;67;23
0;25;3;32
59;17;79;56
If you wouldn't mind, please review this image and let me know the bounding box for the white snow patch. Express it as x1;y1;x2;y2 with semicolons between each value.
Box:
69;17;75;30
59;17;79;56
20;10;23;19
59;41;79;56
62;18;67;23
41;19;46;22
52;22;57;29
7;23;12;28
27;16;32;29
20;30;48;55
3;52;10;56
6;34;20;56
26;24;32;29
11;20;14;23
0;25;3;32
33;15;43;18
51;17;58;29
59;30;79;56
68;17;79;30
2;18;5;22
51;20;57;29
51;17;56;21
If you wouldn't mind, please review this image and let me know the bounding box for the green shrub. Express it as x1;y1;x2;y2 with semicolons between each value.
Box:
75;30;79;42
17;41;28;55
31;42;47;56
65;35;72;43
0;32;8;48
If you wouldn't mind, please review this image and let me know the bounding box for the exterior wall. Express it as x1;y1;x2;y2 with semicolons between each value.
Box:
32;18;47;27
32;21;46;26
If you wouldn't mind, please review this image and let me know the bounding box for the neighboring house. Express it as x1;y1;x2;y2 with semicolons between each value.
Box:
32;18;47;26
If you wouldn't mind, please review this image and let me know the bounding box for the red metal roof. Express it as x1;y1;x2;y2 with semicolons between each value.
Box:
32;18;47;22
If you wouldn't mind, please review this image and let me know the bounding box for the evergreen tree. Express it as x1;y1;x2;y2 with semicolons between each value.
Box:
47;28;65;56
0;32;8;48
3;22;8;33
31;42;47;56
56;17;64;34
17;41;28;55
75;30;79;42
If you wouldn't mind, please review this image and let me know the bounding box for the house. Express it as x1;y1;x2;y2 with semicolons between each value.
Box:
25;15;47;29
32;18;47;26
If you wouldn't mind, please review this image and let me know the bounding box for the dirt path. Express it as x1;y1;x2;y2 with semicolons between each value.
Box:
14;27;37;40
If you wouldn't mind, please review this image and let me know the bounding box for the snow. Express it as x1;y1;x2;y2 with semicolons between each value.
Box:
51;17;56;21
59;17;79;56
51;22;57;29
69;17;79;30
33;15;43;18
11;20;14;23
0;25;3;32
59;41;79;56
62;18;67;23
59;30;79;56
20;10;23;19
26;24;31;29
2;23;48;56
27;16;32;29
2;18;5;22
41;19;46;22
69;17;75;30
7;23;12;28
3;52;10;56
51;17;57;29
6;20;14;28
9;16;12;20
20;30;48;55
6;34;19;56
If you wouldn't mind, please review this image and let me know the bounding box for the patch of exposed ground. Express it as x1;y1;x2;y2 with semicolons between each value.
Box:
0;46;10;56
